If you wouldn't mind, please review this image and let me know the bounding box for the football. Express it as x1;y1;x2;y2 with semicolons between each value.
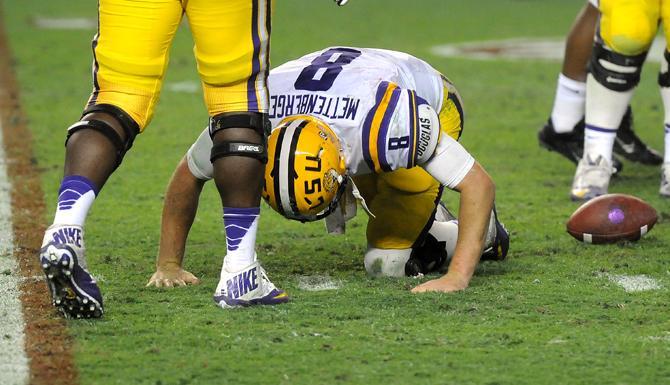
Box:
566;194;658;244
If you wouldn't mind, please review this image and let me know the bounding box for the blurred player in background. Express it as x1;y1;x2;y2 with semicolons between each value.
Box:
147;47;509;296
38;0;286;318
539;1;661;179
571;0;670;200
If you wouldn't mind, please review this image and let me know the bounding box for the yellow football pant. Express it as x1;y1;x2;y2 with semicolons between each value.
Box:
88;0;272;131
598;0;670;55
353;79;465;249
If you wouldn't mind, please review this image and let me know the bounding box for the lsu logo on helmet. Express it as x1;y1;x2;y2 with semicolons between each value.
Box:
263;116;347;222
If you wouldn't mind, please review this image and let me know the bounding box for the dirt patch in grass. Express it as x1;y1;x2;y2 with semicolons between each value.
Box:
0;5;78;385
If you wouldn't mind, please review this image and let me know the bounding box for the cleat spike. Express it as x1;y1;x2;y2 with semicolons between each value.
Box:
47;273;54;279
42;263;49;269
64;270;71;276
83;298;88;304
89;305;95;311
61;260;68;266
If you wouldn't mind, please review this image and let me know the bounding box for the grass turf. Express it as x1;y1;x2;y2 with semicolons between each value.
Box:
3;0;670;384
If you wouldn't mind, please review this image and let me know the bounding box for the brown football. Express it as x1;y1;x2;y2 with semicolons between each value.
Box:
566;194;658;244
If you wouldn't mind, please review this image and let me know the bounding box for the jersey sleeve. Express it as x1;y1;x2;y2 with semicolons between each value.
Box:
186;128;214;180
360;81;440;174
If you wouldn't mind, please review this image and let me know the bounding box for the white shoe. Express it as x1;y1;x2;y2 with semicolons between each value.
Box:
661;163;670;198
213;258;289;308
570;155;613;201
40;225;103;318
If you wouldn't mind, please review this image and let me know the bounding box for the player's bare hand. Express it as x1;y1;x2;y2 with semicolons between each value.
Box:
411;272;469;293
146;264;200;288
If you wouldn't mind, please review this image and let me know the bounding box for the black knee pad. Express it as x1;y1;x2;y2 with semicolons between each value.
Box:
208;112;271;164
588;41;647;92
659;50;670;87
65;104;140;168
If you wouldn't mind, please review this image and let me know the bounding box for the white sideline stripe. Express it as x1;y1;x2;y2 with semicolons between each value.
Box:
0;119;30;385
430;36;666;64
32;17;96;30
606;274;662;293
297;275;341;291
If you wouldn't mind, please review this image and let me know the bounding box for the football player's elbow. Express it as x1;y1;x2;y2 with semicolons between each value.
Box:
460;162;494;193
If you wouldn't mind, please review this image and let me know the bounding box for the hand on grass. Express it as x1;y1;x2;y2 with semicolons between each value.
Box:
411;271;470;293
146;263;200;288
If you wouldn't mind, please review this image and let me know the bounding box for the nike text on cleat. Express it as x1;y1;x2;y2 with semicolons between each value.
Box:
39;225;103;318
538;119;623;175
213;260;289;308
480;206;510;262
660;163;670;198
613;107;663;165
570;155;613;201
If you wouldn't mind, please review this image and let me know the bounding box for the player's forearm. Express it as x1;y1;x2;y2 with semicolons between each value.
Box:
156;157;205;268
448;163;495;283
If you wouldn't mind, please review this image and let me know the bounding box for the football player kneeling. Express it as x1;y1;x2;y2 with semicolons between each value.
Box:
147;47;510;294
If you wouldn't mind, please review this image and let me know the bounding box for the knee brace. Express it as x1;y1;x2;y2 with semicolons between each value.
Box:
65;104;139;168
208;112;271;164
589;41;647;92
659;50;670;87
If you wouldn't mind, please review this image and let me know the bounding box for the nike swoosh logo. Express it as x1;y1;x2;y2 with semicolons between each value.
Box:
615;138;636;154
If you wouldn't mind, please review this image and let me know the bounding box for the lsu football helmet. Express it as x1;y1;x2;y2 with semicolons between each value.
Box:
263;116;347;222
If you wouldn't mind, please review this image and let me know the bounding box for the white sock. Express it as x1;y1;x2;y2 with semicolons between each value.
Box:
428;220;459;258
660;86;670;163
222;207;260;272
550;74;586;133
584;128;616;163
53;175;97;227
584;73;634;163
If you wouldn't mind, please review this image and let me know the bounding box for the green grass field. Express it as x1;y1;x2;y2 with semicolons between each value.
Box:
4;0;670;384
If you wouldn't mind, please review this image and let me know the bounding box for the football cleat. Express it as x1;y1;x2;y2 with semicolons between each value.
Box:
213;258;289;308
404;234;449;277
335;0;349;5
570;155;613;201
613;108;663;165
661;163;670;198
39;225;103;318
538;119;623;175
480;206;510;262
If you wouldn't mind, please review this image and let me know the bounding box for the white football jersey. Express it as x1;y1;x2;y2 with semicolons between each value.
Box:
188;47;471;184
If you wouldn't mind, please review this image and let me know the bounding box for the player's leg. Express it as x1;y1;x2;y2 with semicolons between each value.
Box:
187;0;286;307
571;0;658;201
539;2;626;173
359;169;444;277
657;1;670;196
540;0;598;154
41;0;183;318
